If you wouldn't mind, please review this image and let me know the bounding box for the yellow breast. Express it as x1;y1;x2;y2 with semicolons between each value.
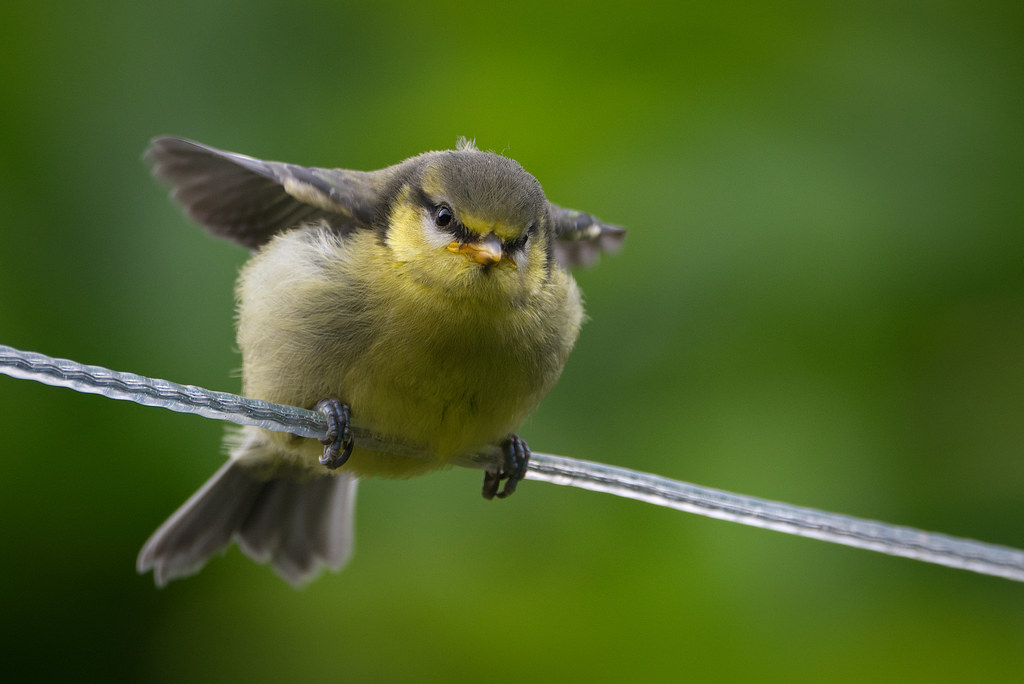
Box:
234;226;583;478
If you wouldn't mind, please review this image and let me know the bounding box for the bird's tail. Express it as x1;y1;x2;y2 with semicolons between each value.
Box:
137;439;357;587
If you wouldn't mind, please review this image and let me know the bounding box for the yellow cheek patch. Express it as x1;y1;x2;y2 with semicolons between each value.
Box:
386;185;435;260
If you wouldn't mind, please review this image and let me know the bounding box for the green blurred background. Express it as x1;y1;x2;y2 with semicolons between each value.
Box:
2;1;1023;681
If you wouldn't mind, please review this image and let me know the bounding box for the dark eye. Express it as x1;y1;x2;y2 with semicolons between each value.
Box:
435;205;453;227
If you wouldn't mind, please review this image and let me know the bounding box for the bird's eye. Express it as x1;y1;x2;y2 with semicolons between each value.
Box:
435;206;453;227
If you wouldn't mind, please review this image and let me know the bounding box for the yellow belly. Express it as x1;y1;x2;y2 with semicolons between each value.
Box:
233;227;582;478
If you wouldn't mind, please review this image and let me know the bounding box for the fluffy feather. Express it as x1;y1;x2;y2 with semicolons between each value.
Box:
139;138;618;585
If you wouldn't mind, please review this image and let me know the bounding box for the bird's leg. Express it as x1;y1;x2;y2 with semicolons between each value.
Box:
315;398;354;469
482;434;531;500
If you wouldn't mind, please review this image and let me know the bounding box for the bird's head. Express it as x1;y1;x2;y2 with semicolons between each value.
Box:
384;144;552;301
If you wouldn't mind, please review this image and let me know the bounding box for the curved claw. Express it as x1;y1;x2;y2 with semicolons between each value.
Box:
482;434;531;500
315;398;354;469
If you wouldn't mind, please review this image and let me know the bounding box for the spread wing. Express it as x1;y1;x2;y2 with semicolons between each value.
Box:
547;202;626;268
146;137;381;249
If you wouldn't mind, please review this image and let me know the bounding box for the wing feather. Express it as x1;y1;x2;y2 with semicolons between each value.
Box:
147;137;380;249
547;202;626;268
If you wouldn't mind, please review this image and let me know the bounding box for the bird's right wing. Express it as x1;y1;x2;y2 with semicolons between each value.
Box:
146;137;381;250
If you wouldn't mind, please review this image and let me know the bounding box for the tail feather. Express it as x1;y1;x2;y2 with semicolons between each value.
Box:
137;459;357;587
237;473;357;584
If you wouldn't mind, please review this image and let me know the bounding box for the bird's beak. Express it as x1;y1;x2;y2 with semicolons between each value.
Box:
448;233;503;266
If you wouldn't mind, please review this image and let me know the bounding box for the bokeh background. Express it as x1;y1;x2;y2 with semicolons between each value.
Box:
2;1;1023;681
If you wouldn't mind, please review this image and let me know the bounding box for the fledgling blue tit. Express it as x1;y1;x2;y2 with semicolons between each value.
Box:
137;137;624;586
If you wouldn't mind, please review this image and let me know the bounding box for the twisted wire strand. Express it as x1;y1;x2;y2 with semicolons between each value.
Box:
2;344;1023;582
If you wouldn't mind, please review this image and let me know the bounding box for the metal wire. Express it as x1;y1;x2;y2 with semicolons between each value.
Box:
3;343;1023;582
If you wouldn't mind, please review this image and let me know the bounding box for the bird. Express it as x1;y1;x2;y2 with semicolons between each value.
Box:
136;136;624;586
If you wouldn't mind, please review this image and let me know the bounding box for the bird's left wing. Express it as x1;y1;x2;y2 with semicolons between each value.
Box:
146;137;381;250
547;202;626;268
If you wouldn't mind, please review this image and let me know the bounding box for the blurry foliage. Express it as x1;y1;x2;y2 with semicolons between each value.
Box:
1;1;1023;682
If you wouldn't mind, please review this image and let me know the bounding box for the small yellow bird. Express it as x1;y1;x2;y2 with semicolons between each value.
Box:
137;137;623;585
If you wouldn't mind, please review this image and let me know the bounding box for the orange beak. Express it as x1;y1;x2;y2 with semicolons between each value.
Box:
448;233;503;266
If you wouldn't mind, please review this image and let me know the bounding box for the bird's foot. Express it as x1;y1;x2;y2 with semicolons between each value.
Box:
315;398;354;469
482;434;530;500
